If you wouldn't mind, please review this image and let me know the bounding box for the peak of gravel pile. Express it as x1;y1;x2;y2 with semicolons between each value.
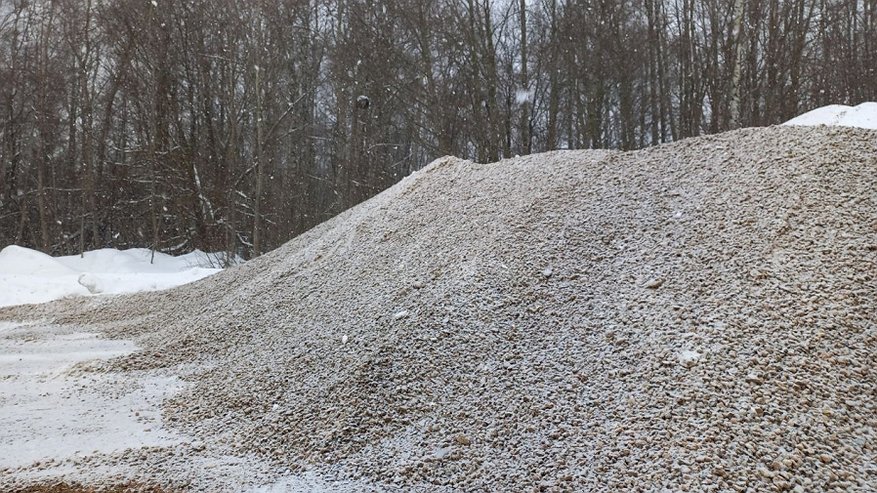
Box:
4;126;877;492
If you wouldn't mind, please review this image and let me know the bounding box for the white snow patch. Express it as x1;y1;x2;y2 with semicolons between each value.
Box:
0;245;235;308
433;446;453;459
0;323;185;470
0;320;31;332
783;102;877;129
249;470;377;493
679;350;701;366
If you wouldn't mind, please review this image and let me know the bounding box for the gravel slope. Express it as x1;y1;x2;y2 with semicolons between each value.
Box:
2;125;876;492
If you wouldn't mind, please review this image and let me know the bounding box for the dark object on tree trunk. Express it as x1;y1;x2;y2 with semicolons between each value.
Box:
356;95;370;111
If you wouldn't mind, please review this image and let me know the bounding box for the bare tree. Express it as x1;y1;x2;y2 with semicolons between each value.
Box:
2;0;875;258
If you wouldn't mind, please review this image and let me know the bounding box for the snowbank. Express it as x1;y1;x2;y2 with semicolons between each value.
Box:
0;246;232;308
783;102;877;129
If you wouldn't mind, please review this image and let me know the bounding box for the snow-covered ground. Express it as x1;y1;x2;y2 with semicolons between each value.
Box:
0;320;356;491
0;246;232;308
0;322;184;471
783;102;877;129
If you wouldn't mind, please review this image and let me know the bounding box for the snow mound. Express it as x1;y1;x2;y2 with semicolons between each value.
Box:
0;246;229;308
0;245;79;276
783;102;877;129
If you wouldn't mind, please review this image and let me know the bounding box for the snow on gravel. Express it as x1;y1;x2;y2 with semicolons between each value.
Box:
0;321;183;470
0;246;229;308
1;125;876;492
0;321;351;492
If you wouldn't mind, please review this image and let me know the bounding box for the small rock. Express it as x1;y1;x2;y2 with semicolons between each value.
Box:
679;350;701;368
454;433;472;446
773;479;791;491
433;447;452;460
645;278;665;289
745;373;764;385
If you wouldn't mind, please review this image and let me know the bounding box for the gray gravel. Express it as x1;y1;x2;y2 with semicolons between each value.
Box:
2;125;876;492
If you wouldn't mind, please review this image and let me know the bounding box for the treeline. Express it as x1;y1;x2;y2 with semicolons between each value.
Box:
1;0;875;259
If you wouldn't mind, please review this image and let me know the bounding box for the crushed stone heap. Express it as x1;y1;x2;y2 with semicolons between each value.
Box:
4;125;877;492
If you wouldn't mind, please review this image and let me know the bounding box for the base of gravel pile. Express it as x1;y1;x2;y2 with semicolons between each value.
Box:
8;482;173;493
2;125;876;492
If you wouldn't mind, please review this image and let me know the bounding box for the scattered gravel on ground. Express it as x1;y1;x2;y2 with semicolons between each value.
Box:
2;125;876;492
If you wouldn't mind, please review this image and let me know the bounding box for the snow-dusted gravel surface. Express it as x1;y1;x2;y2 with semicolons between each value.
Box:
0;322;178;469
1;126;876;492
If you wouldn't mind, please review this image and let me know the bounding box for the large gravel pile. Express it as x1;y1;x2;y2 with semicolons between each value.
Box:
3;125;876;492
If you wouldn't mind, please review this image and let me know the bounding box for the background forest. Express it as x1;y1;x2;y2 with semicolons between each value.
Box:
1;0;875;259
